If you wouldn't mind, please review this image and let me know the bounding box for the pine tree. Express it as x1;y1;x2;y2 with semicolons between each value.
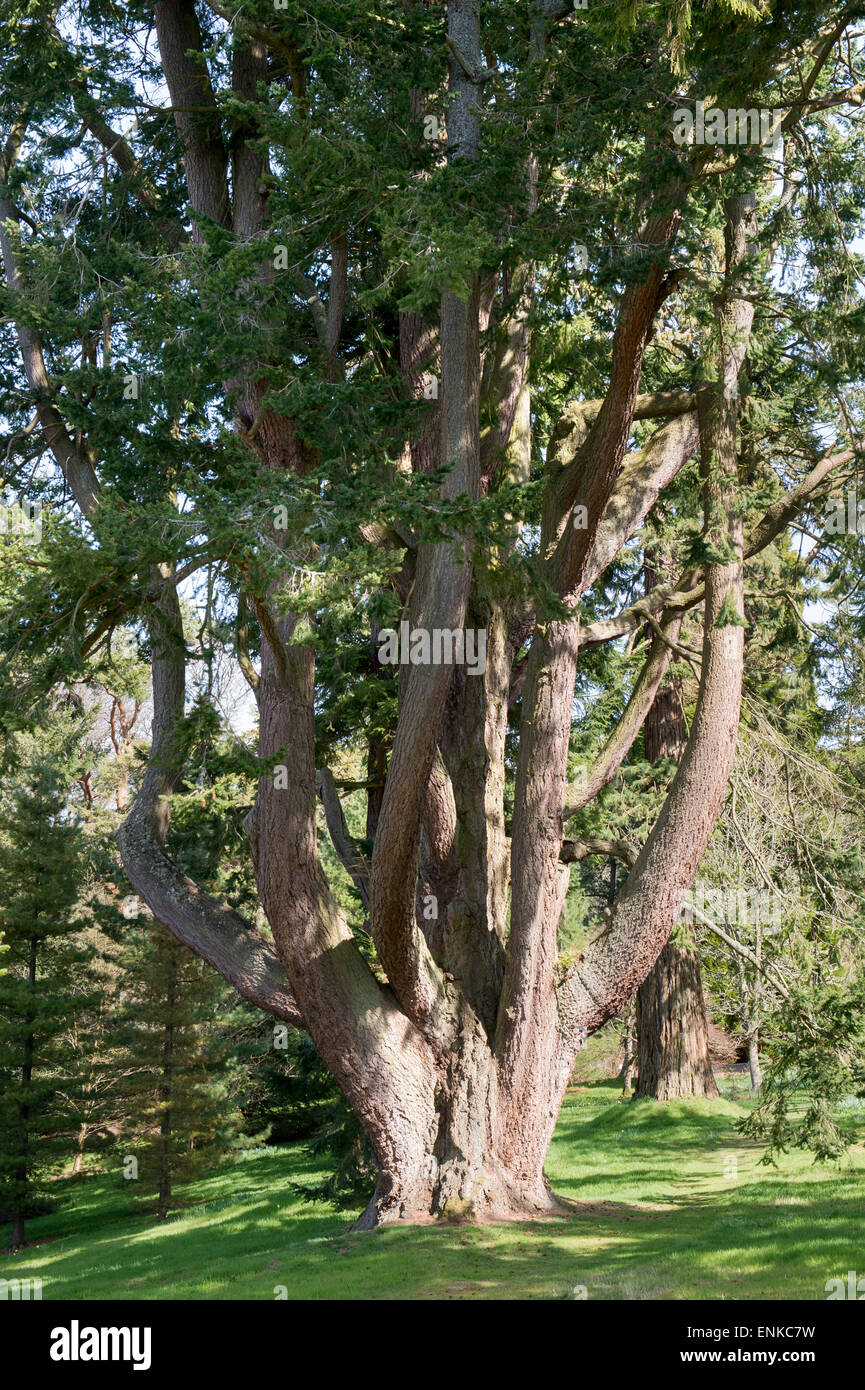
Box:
0;721;92;1249
116;923;246;1221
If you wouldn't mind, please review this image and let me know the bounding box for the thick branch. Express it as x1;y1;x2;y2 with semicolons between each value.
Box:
557;192;756;1053
369;0;484;1042
118;573;302;1025
563;609;684;817
560;838;636;867
580;412;699;593
154;0;231;233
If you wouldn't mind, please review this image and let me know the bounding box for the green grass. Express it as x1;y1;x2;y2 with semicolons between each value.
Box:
3;1079;863;1300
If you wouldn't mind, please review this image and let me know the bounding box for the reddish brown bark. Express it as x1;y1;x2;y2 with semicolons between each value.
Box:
634;558;719;1101
7;6;849;1229
634;942;720;1100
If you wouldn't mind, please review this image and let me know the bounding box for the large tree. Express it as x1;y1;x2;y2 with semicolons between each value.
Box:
1;0;864;1226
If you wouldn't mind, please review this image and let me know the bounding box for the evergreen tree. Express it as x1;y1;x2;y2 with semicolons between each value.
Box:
116;922;246;1221
0;720;92;1249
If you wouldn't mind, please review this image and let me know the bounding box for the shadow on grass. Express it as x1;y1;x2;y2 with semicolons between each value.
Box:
3;1084;862;1300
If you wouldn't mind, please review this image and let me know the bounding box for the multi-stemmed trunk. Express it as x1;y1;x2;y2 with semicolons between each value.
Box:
112;35;759;1218
4;4;847;1227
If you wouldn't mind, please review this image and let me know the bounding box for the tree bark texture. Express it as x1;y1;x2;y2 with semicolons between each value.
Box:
634;558;719;1100
6;5;842;1227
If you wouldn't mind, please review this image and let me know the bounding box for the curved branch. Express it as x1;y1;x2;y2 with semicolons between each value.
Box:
557;192;757;1052
579;442;858;649
118;573;303;1025
317;767;370;915
563;608;684;817
697;909;791;1005
560;838;636;867
120;801;304;1026
580;412;699;593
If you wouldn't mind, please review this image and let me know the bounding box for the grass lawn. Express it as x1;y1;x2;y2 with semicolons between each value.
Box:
3;1078;863;1301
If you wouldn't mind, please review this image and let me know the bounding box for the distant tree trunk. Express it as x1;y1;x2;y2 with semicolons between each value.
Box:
734;953;763;1093
620;1003;637;1096
70;1125;87;1176
156;964;177;1222
634;942;720;1099
634;560;719;1101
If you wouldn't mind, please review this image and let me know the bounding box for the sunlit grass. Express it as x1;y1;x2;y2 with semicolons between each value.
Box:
3;1079;862;1300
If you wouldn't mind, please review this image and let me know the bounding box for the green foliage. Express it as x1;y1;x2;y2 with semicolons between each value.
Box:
113;923;249;1220
10;1081;865;1300
740;978;865;1163
0;713;94;1242
713;593;747;629
1;0;865;1213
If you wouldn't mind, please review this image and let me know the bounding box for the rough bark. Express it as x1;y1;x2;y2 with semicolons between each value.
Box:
153;0;230;236
11;5;849;1231
634;943;720;1099
118;575;304;1027
558;194;755;1060
634;559;719;1101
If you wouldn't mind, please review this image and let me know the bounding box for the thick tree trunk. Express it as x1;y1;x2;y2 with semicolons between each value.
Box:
634;943;720;1099
354;1021;571;1228
10;0;855;1237
634;561;719;1100
117;15;762;1227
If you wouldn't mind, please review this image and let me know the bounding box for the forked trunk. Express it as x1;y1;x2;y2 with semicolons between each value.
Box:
114;14;762;1229
354;1022;572;1228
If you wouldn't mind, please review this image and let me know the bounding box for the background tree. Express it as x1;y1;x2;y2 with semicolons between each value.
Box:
0;716;92;1249
116;920;247;1221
